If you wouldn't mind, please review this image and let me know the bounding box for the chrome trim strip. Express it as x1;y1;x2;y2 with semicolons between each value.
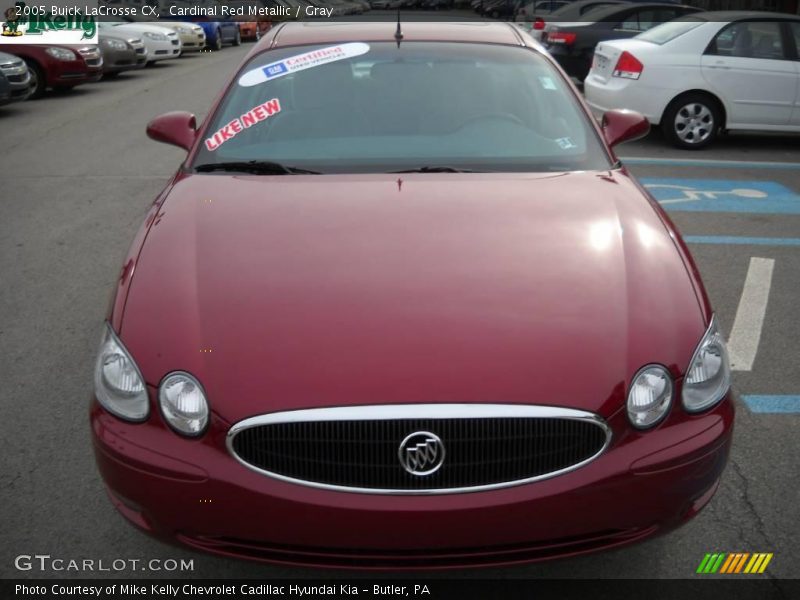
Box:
226;404;613;495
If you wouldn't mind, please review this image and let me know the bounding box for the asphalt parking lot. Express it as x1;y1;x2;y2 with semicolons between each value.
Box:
1;42;798;580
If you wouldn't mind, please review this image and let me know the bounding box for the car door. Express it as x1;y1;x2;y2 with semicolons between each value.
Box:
701;20;796;127
789;21;800;126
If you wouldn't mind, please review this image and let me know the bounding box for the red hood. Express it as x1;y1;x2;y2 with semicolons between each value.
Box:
120;171;705;423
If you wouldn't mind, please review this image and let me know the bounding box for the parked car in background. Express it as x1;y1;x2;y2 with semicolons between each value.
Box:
523;0;629;41
4;44;102;98
99;22;182;65
518;0;570;18
480;0;520;19
585;12;800;148
237;20;269;41
195;19;242;50
418;0;452;8
99;31;147;77
155;22;207;53
544;3;701;82
0;51;32;105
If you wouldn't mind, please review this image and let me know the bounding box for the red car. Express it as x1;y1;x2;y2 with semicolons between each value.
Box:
237;20;272;42
92;21;734;568
3;43;102;98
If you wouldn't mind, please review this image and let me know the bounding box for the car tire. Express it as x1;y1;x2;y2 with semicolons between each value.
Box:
255;28;261;41
233;29;241;47
662;92;722;150
214;29;223;51
24;59;45;99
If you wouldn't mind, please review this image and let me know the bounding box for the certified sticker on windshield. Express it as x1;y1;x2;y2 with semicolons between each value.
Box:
239;43;370;87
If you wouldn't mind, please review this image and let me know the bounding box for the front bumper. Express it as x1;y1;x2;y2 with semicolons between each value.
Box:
91;393;734;568
0;68;31;104
143;40;181;62
178;31;206;52
102;48;144;73
46;59;102;87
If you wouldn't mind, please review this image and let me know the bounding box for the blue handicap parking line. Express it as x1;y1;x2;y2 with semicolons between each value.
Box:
684;236;800;246
742;395;800;414
640;178;800;214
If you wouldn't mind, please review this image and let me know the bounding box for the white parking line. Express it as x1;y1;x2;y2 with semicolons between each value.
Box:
728;257;775;372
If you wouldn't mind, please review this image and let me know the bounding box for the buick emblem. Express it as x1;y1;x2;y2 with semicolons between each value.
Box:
398;431;445;476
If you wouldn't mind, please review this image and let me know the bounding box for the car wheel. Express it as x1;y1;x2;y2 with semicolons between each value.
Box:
24;59;45;99
254;28;261;41
662;93;721;150
233;29;241;47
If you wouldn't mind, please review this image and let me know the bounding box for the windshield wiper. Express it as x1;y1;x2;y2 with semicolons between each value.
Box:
389;166;478;173
194;161;321;175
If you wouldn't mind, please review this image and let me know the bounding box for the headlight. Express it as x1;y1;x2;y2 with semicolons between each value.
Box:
143;32;168;41
627;365;672;429
159;372;209;437
45;47;76;61
94;324;149;422
683;317;731;413
103;38;128;51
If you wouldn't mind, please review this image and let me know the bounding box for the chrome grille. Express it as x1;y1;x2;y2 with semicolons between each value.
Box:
228;405;610;494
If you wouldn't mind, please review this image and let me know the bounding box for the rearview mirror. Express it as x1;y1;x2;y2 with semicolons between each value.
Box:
601;109;650;148
146;111;197;152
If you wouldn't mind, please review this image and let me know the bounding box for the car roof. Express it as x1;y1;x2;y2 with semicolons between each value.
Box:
581;2;696;19
690;10;800;21
267;21;524;48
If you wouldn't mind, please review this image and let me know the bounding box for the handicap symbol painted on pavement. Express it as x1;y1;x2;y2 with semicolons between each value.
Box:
640;179;800;214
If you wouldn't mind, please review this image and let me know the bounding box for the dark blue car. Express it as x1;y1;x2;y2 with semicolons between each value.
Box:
195;19;241;51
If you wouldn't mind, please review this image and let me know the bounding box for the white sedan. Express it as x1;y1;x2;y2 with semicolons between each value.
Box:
98;22;182;65
584;12;800;148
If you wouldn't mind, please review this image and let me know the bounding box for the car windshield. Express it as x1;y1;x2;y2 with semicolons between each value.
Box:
193;42;611;174
636;18;705;44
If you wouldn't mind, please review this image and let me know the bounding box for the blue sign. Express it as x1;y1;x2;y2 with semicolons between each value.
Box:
263;62;288;79
640;179;800;214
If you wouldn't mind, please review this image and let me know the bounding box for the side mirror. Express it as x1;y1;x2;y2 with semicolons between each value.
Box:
146;111;197;152
601;109;650;148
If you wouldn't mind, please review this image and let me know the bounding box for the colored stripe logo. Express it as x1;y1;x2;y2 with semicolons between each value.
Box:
696;553;773;574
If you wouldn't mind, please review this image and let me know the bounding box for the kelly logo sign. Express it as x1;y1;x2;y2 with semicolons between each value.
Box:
2;1;98;44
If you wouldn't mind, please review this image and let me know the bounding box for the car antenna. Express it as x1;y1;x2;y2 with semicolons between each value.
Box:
394;9;403;48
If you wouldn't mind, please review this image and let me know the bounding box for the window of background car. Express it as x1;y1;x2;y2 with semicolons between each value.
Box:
706;21;786;60
790;22;800;59
619;9;661;33
636;18;704;45
193;42;611;173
